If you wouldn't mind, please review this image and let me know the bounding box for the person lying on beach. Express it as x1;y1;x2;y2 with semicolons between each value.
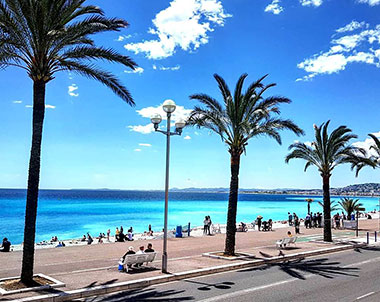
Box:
56;241;65;248
144;243;154;253
0;238;11;252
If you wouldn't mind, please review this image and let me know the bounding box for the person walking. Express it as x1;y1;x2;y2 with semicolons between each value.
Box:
294;215;300;234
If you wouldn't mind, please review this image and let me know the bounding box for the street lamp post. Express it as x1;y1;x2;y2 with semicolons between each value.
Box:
151;99;186;273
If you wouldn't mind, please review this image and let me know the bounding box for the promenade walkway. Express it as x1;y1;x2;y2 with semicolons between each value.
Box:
0;219;378;301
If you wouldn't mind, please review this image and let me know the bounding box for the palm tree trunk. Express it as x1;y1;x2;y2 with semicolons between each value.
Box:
224;153;240;256
322;175;332;242
21;80;46;284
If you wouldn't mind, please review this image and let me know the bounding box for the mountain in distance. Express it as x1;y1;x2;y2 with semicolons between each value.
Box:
171;183;380;196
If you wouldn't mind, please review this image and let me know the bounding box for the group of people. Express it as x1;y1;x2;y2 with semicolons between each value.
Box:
115;226;134;242
203;216;212;235
254;216;273;232
120;243;155;271
288;212;301;234
304;212;323;229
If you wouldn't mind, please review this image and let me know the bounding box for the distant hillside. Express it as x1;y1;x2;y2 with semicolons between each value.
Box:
172;183;380;196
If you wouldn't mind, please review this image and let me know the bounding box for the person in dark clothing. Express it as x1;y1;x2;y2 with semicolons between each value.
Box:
0;238;11;252
294;215;300;234
145;243;155;253
257;217;262;231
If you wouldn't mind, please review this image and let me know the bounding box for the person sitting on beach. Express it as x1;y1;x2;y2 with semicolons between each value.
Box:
128;227;133;233
147;230;154;237
145;243;154;253
126;229;134;241
0;238;11;252
268;219;273;231
87;233;93;245
81;235;86;242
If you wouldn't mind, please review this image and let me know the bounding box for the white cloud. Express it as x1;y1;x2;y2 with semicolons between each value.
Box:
136;103;192;121
68;84;79;97
124;0;231;59
134;148;142;152
139;143;152;147
184;135;191;140
116;34;132;41
297;22;380;80
357;0;380;6
265;0;284;15
129;103;192;134
300;0;323;6
336;21;368;33
13;100;22;104
124;66;144;74
153;64;181;71
25;104;56;109
128;124;155;134
353;131;380;156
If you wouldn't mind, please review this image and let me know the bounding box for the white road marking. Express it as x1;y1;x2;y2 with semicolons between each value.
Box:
195;256;380;302
356;292;375;300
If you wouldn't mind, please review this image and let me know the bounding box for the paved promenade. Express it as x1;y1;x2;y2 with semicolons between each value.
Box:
0;219;378;301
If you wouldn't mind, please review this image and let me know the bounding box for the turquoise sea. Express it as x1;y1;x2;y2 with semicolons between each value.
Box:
0;189;379;244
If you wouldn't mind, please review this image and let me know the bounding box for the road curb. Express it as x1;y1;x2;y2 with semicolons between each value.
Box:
10;243;365;302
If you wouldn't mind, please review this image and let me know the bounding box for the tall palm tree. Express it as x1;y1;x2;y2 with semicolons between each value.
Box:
187;73;304;255
0;0;137;284
339;197;363;218
286;121;365;242
305;198;314;214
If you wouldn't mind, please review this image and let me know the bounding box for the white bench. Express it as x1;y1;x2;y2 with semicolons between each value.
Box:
276;237;297;249
118;252;157;272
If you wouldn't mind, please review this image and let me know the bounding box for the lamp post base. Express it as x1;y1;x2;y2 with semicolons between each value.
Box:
162;252;168;273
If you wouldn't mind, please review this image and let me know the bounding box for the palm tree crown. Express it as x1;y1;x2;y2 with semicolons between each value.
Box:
339;197;363;218
285;121;364;177
0;0;137;104
188;74;304;155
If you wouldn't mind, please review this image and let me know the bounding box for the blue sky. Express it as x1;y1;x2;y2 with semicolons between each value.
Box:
1;0;380;190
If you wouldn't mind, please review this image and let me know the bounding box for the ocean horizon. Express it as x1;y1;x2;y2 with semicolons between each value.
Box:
1;189;379;245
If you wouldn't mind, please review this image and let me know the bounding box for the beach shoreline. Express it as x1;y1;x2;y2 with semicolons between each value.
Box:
9;212;379;252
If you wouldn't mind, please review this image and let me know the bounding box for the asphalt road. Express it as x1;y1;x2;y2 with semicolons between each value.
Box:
81;245;380;302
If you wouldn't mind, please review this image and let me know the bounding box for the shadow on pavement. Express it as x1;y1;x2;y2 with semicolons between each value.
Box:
184;280;235;291
86;288;194;301
238;257;359;280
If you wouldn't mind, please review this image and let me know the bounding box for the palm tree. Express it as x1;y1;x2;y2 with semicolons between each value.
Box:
352;133;380;174
318;200;339;212
0;0;137;284
305;198;314;214
339;197;363;218
187;73;304;255
286;121;366;242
